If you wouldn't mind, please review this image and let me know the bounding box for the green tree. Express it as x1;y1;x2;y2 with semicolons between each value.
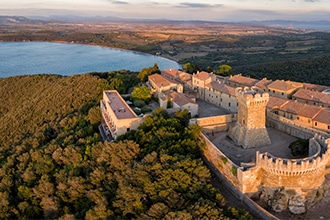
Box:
182;62;194;74
217;64;232;76
137;63;160;82
131;86;151;102
288;139;309;157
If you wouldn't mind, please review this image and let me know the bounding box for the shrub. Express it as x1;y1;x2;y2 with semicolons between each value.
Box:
134;100;145;108
288;139;309;157
221;156;228;164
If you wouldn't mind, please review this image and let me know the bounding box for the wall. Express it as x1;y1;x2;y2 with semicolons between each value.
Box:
267;112;329;139
204;88;238;113
190;114;236;133
201;133;278;219
251;134;329;190
190;114;236;126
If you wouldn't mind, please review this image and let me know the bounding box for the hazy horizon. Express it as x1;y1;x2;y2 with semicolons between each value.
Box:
1;0;330;22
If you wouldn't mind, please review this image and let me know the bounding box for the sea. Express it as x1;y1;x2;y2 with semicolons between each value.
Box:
0;42;180;78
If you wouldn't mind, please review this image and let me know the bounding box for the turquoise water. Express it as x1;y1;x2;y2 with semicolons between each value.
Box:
0;42;180;78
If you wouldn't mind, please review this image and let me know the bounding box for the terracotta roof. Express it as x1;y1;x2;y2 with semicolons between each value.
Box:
164;91;197;106
178;72;192;83
193;71;211;81
255;78;273;90
280;100;322;119
303;83;329;92
313;109;330;124
267;96;289;109
161;69;182;78
227;74;258;87
293;88;330;105
206;81;236;97
268;80;303;92
148;74;178;88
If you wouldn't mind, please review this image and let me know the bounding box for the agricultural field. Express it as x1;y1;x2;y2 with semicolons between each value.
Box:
1;16;330;85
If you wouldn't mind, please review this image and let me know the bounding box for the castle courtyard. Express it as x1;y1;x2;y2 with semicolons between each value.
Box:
207;127;298;165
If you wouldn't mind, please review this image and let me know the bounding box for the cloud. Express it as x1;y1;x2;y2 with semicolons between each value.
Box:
112;1;129;4
103;0;128;4
105;0;129;4
177;2;223;8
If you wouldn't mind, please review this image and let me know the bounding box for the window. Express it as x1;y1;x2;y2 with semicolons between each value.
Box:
328;125;330;130
127;128;130;132
228;102;231;107
315;122;318;126
282;92;284;96
297;116;300;120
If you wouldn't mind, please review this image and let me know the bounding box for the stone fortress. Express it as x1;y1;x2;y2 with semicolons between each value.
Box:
147;69;330;216
101;68;330;216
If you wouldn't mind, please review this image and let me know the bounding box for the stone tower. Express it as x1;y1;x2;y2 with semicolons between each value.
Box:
228;87;271;148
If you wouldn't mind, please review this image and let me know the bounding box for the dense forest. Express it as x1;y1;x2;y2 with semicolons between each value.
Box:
179;33;330;86
0;71;251;219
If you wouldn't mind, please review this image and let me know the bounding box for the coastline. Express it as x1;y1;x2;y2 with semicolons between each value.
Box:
0;41;181;78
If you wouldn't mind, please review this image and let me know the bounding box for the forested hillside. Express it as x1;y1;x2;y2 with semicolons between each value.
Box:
0;73;251;219
235;55;330;85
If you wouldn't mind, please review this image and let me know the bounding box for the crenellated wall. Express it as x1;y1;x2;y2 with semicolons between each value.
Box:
240;134;330;193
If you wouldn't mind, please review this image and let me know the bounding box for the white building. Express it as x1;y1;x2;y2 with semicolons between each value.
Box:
100;90;144;140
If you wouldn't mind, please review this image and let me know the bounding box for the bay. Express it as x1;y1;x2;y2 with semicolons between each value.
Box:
0;42;180;78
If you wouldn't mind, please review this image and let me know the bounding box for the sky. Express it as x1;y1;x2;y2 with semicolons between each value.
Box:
1;0;330;22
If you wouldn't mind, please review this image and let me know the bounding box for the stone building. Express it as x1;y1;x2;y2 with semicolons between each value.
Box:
159;90;198;117
313;108;330;132
204;80;238;113
292;88;330;108
228;87;271;148
226;74;258;88
267;80;303;99
148;73;183;96
254;78;273;92
191;71;216;99
161;68;192;85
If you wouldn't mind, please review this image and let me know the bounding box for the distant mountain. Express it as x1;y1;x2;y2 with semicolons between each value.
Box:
0;15;46;25
2;15;329;31
29;15;124;23
244;20;330;30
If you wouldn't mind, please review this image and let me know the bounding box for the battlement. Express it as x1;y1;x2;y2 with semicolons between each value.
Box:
256;134;330;176
235;87;269;106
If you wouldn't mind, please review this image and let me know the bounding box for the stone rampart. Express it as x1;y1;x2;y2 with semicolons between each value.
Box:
201;132;278;219
254;134;330;189
190;114;236;133
190;114;236;126
236;87;269;101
